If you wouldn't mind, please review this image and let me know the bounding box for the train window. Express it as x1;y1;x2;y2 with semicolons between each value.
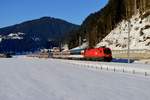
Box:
104;48;111;54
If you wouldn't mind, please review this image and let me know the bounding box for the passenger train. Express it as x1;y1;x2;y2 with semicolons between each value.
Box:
52;47;112;62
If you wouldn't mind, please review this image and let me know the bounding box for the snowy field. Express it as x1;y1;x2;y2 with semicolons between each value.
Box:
0;57;150;100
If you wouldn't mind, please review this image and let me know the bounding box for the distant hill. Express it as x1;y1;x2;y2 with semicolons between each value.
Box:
0;17;79;53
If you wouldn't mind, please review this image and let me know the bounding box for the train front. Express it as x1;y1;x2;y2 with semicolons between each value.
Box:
83;47;112;62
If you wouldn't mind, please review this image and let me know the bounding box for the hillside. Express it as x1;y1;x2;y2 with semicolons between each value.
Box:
0;17;79;53
68;0;150;49
97;11;150;50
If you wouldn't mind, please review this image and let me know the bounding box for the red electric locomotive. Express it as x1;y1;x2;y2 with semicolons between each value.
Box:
83;47;112;62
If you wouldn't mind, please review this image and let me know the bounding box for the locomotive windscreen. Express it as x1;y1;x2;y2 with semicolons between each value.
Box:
104;48;111;54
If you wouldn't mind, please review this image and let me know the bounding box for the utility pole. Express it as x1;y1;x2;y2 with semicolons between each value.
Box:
134;0;137;14
79;36;82;48
127;20;131;63
126;5;131;64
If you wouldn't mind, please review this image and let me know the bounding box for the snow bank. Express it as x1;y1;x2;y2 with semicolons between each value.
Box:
59;59;150;76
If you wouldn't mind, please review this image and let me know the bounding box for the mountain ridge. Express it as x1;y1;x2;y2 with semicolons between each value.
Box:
0;16;79;53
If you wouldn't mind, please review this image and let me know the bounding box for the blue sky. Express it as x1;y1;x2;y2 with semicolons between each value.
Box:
0;0;108;28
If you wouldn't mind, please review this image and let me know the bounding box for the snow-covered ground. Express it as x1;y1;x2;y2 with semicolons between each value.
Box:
0;32;25;42
134;59;150;64
0;57;150;100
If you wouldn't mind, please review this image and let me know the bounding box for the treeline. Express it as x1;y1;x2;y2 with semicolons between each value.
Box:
66;0;150;49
